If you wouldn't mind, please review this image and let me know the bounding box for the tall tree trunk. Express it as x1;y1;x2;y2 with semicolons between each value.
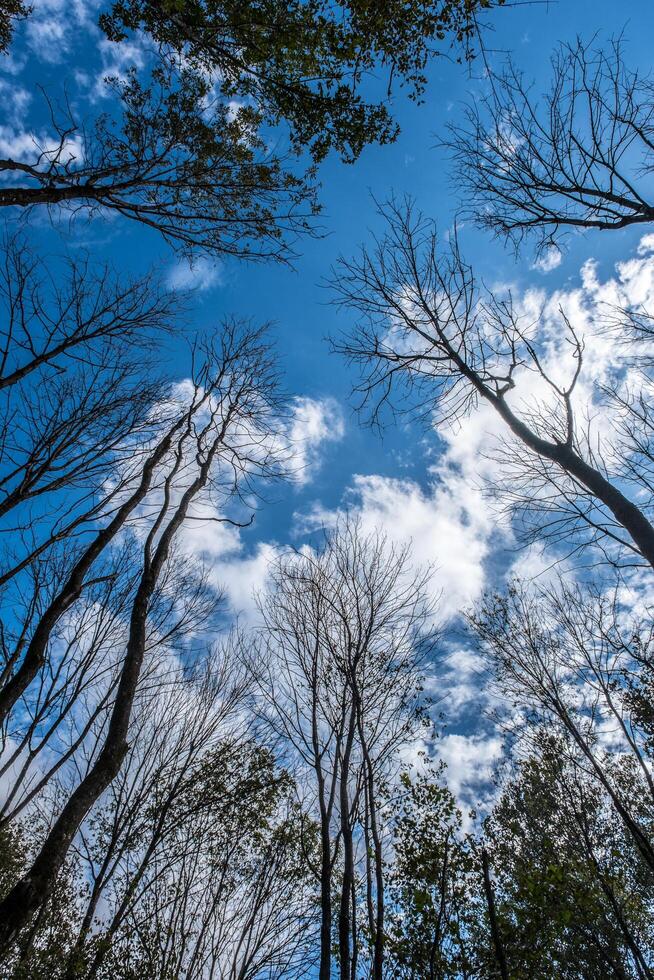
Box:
338;702;357;980
319;821;333;980
0;415;221;951
357;707;384;980
481;848;509;980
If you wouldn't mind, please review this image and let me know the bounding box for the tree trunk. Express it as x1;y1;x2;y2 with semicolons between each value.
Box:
319;823;333;980
338;702;357;980
0;413;186;725
0;413;218;951
481;848;509;980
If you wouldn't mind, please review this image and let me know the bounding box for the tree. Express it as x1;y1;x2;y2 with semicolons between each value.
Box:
100;0;501;163
0;668;318;979
0;822;82;980
0;319;285;951
0;236;174;590
255;518;435;980
60;649;247;979
444;38;654;254
0;0;25;52
1;1;504;259
470;581;654;880
101;740;317;980
332;198;654;574
384;762;477;980
481;733;654;979
75;735;317;980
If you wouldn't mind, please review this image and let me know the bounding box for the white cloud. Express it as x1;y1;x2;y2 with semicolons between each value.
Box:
435;732;502;807
26;0;98;62
92;36;147;98
175;505;282;623
0;127;42;160
287;396;344;486
170;398;344;618
0;80;31;126
211;541;279;622
297;466;499;620
166;257;223;292
530;246;562;273
434;644;487;715
26;15;67;61
0;127;84;165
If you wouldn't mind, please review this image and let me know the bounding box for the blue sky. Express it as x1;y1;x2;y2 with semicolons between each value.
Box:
6;0;654;805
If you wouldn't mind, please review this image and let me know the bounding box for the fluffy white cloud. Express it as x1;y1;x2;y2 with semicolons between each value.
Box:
173;398;344;618
508;542;573;586
433;644;486;715
211;542;280;622
166;257;223;293
287;396;345;486
530;246;563;273
0;80;31;125
92;36;148;98
297;465;499;621
435;732;503;812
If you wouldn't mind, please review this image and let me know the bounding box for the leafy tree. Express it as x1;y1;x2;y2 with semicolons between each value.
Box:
385;762;477;980
94;739;318;980
0;821;80;980
471;581;654;878
482;734;654;979
0;1;504;259
0;0;25;52
100;0;503;163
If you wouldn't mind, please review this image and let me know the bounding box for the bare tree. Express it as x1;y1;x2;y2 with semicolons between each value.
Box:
0;542;217;833
0;235;177;601
0;319;285;951
62;644;252;980
444;38;654;254
255;518;435;980
0;236;173;394
332;199;654;573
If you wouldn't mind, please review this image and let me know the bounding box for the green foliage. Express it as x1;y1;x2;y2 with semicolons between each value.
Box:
89;61;319;259
0;1;503;258
385;761;478;979
0;741;316;979
99;0;505;163
93;740;316;979
0;823;79;980
481;735;654;979
0;0;26;53
383;736;654;980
